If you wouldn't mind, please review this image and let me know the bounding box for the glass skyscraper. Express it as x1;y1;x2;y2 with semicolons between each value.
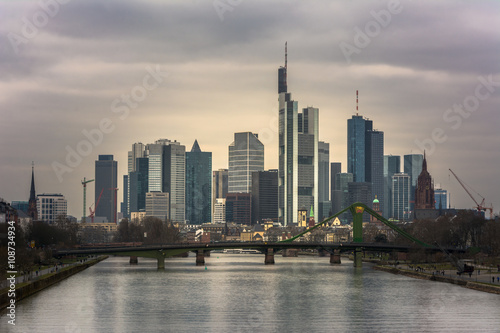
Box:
129;157;149;215
228;132;264;193
185;140;212;225
95;155;117;223
347;115;372;182
392;173;410;221
383;155;400;219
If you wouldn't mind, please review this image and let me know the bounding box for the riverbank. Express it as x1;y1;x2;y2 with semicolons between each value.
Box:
0;255;108;310
373;265;500;295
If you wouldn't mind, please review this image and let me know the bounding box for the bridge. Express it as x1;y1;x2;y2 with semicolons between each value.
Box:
56;203;462;269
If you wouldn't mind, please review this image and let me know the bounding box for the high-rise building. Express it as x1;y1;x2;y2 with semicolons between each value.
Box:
121;175;128;218
404;154;423;212
414;153;435;210
95;155;117;223
318;141;330;221
383;155;400;219
335;172;353;223
347;182;372;222
347;114;372;182
366;130;384;210
392;173;410;221
212;169;228;221
125;143;145;217
145;192;169;221
251;170;278;224
129;157;149;215
213;198;226;224
278;49;319;225
185;140;212;225
225;193;251;225
435;188;447;210
146;139;185;223
36;193;67;224
28;162;38;220
228;132;264;193
330;162;342;216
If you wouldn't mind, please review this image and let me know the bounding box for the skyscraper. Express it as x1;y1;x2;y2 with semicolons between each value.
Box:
146;139;185;223
435;188;447;210
95;155;117;223
330;162;342;216
347;182;372;222
251;170;278;224
228;132;264;193
335;172;353;224
278;47;319;225
318;141;330;221
383;155;400;219
121;175;128;218
212;169;228;221
347;114;372;182
145;192;169;221
366;130;384;211
129;157;149;215
404;154;423;213
225;193;251;225
392;173;410;221
185;140;212;225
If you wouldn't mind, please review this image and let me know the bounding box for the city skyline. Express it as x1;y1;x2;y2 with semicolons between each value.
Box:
1;1;499;218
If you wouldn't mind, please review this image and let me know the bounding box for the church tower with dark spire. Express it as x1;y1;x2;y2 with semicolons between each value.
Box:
414;152;435;210
28;162;38;220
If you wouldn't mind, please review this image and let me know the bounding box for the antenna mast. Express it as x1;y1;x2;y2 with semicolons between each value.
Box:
356;90;359;115
285;41;287;69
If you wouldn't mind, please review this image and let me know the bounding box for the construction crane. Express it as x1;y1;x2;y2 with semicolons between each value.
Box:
89;188;104;223
449;169;493;219
81;178;94;223
109;187;119;224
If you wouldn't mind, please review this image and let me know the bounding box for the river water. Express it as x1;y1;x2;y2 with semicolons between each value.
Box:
2;254;499;332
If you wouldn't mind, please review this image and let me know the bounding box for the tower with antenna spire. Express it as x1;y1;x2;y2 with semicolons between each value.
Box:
27;162;38;220
278;43;319;226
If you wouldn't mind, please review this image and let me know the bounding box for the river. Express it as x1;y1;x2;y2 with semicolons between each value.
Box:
2;254;499;332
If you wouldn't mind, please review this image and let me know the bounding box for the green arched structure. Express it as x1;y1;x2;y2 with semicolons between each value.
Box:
279;202;431;248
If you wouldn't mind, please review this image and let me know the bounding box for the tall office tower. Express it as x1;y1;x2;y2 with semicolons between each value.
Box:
347;182;372;222
95;155;117;223
335;172;353;223
347;114;372;182
212;169;228;221
435;188;447;210
225;193;251;225
121;175;128;218
145;192;169;221
392;173;410;221
278;47;319;225
228;132;264;193
126;142;145;217
318;141;330;221
251;170;278;224
129;157;149;215
383;155;400;219
36;193;67;224
414;153;435;210
185;140;212;225
330;162;342;216
146;139;185;223
366;130;384;211
404;154;423;213
213;198;226;223
27;162;38;220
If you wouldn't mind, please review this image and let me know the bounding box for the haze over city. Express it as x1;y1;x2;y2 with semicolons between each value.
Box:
1;0;499;218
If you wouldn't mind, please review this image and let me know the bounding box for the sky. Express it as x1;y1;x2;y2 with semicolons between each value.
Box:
1;0;499;219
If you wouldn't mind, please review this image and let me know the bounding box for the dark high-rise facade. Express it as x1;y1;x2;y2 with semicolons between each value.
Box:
347;115;372;182
129;157;149;214
225;193;251;225
251;170;278;224
330;162;342;216
347;182;372;222
185;140;212;225
95;155;117;223
318;141;330;221
404;154;423;213
366;130;384;211
383;155;400;219
212;169;228;221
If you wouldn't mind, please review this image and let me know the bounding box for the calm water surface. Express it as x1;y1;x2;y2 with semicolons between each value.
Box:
2;254;499;332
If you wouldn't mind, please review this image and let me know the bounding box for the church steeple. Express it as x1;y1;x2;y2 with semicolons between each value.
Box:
422;151;427;172
28;162;38;220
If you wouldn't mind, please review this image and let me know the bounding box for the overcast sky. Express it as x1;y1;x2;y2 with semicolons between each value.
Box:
1;0;499;219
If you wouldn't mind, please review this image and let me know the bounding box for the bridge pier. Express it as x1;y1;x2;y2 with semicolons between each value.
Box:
353;248;363;267
129;256;138;265
204;250;211;257
264;248;275;265
196;250;205;266
330;250;341;264
157;257;165;270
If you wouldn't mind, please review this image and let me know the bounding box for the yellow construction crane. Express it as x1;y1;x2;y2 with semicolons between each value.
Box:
81;177;94;222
